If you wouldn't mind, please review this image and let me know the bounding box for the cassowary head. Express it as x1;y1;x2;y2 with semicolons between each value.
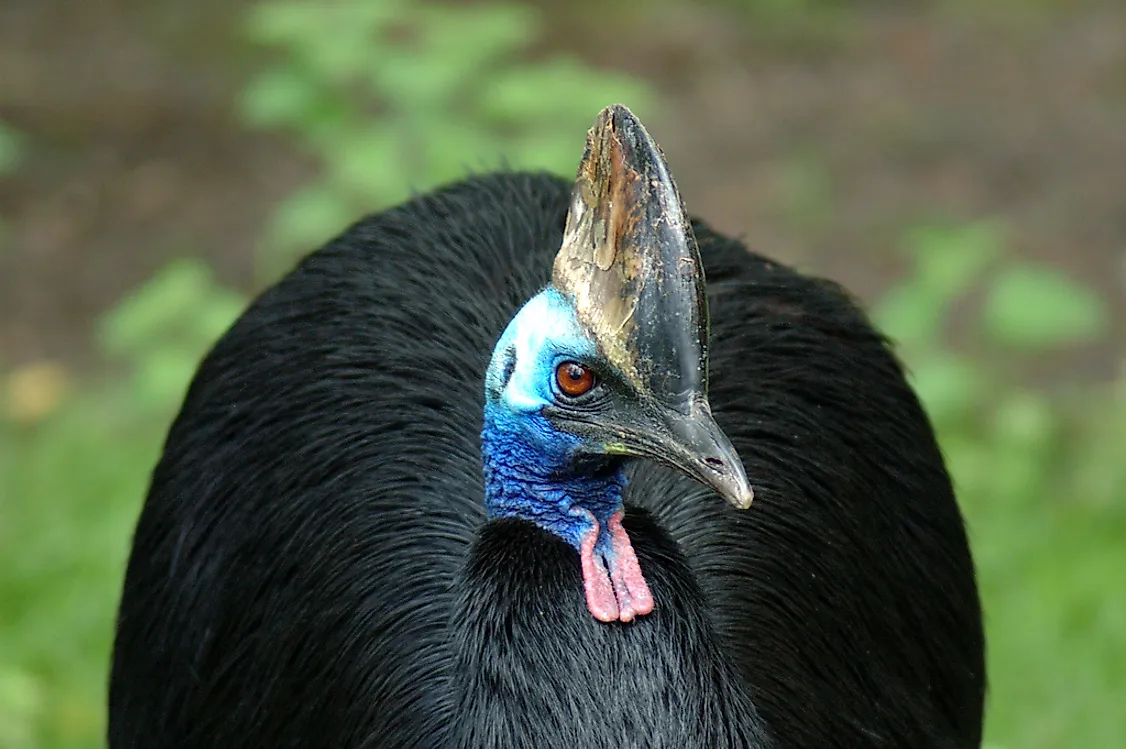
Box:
481;104;753;623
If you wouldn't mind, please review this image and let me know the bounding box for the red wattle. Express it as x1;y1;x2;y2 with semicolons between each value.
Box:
579;520;619;622
578;511;654;623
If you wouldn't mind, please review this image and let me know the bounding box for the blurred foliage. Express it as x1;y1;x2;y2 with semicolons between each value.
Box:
1;258;239;746
1;396;165;749
0;123;21;176
873;222;1126;749
1;1;1123;748
98;260;248;413
240;0;653;279
0;122;22;246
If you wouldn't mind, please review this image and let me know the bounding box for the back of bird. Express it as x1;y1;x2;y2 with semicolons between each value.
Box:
109;164;983;747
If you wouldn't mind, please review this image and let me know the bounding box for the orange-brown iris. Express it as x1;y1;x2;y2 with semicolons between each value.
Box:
556;361;594;397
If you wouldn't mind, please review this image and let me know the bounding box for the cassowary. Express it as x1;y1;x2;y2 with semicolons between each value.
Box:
109;105;985;748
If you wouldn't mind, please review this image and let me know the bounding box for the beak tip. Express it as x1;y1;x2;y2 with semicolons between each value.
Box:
719;458;754;510
729;484;754;510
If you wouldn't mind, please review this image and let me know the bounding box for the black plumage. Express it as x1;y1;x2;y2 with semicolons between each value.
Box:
109;171;985;748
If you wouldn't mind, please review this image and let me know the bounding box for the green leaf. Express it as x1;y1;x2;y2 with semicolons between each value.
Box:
97;259;214;357
96;259;246;376
907;221;1002;302
241;69;324;128
991;389;1056;454
420;123;502;187
1069;384;1126;508
983;265;1110;349
192;290;247;344
373;53;468;111
265;183;359;258
418;3;536;76
134;347;206;410
324;126;403;198
479;58;655;128
871;283;947;347
0;669;43;747
0;123;22;174
907;351;988;425
509;131;586;175
246;1;320;45
247;0;399;48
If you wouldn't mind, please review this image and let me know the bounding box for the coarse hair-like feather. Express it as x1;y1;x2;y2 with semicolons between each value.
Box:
109;172;984;748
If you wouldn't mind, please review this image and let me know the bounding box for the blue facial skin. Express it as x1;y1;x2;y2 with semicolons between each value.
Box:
481;288;626;551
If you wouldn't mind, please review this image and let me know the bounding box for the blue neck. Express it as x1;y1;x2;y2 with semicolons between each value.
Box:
481;406;626;550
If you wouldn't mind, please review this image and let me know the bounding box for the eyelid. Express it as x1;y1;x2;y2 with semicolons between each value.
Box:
551;360;604;405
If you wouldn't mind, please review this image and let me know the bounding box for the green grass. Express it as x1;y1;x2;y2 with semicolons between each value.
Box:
971;485;1126;748
0;395;163;748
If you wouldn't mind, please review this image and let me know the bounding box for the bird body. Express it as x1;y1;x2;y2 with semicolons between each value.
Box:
109;109;984;748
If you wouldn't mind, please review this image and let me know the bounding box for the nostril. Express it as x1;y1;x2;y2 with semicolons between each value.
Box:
704;457;725;470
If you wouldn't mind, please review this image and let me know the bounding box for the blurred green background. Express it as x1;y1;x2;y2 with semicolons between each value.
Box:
1;0;1124;747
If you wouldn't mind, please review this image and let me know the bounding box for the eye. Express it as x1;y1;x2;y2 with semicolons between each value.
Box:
555;361;595;398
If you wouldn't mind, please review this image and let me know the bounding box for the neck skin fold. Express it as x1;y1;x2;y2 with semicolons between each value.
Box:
481;407;625;550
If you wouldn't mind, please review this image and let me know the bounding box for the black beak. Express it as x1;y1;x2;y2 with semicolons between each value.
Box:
594;397;753;510
655;402;754;509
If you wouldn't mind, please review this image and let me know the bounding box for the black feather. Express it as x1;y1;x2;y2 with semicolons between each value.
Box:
109;172;984;748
